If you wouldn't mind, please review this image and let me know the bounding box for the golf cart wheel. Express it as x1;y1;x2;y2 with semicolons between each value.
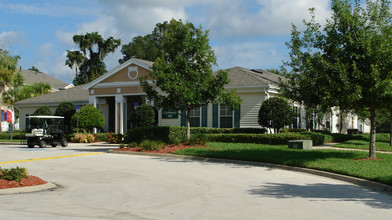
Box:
61;138;68;147
38;139;47;148
51;143;58;147
27;138;34;148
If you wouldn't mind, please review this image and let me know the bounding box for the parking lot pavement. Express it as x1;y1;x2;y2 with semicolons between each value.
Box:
1;144;392;219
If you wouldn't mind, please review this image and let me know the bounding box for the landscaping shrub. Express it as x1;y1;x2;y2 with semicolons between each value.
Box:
106;132;123;143
280;128;307;133
207;133;310;145
125;126;186;144
125;126;267;144
139;140;166;151
71;133;97;143
95;133;108;142
129;104;156;127
0;167;28;182
0;131;26;139
300;132;334;146
187;133;208;145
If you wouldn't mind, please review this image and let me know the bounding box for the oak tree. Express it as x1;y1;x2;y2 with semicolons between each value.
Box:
140;19;241;140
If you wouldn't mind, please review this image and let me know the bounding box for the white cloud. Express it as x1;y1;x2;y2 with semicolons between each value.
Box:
206;0;331;39
213;41;286;70
0;31;27;49
49;52;75;84
0;3;100;17
34;43;54;72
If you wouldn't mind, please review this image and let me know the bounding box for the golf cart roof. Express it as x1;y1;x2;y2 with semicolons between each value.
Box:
27;115;64;119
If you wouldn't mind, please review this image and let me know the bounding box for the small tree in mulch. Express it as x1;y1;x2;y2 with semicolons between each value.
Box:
71;104;105;133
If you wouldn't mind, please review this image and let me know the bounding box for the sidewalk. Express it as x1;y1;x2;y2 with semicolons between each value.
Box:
313;143;392;154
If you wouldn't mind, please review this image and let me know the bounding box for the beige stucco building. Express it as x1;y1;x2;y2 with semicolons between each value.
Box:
83;58;281;134
16;58;369;134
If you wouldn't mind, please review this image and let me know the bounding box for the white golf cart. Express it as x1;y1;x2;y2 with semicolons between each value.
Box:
25;115;68;148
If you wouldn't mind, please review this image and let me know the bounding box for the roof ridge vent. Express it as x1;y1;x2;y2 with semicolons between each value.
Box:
251;69;264;74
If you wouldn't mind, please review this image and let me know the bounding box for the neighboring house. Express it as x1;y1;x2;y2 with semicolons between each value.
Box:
16;84;89;131
16;58;370;134
21;69;74;91
1;69;73;131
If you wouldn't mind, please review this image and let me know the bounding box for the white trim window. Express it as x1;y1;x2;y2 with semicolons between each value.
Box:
219;104;233;128
189;107;201;127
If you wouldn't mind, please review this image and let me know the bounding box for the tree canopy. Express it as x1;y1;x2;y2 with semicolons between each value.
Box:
0;49;19;103
258;97;294;133
140;19;241;140
280;0;392;158
66;32;121;85
119;22;168;63
55;101;76;133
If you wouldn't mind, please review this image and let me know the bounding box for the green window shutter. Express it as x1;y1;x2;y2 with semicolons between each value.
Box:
234;105;241;128
202;105;207;127
212;104;218;128
181;110;186;127
25;114;30;131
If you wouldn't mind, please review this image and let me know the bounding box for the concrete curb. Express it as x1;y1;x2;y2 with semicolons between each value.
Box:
0;182;60;195
108;150;392;196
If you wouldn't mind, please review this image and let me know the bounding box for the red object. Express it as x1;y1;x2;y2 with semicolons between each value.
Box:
6;110;12;122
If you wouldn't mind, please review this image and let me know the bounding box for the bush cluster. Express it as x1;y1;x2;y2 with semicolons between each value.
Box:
208;133;310;145
124;126;368;146
0;131;26;139
0;167;28;182
70;133;97;143
280;128;307;133
106;132;123;144
125;126;267;144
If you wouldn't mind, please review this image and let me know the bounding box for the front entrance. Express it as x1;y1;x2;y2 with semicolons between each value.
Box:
107;97;115;132
126;96;143;130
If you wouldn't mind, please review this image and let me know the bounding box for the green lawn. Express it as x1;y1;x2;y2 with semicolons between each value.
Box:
334;133;392;152
173;142;392;186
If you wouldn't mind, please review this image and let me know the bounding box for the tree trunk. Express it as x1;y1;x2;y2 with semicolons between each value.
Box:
339;111;343;134
186;112;191;141
369;109;377;158
390;109;392;147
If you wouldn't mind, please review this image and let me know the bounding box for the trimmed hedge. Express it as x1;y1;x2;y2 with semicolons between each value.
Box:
280;128;307;133
125;126;186;144
125;127;267;144
124;126;368;146
0;131;26;140
207;133;310;145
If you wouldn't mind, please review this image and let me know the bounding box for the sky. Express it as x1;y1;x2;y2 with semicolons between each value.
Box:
0;0;332;84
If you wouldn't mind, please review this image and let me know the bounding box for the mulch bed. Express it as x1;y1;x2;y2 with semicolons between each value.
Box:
354;157;382;161
0;176;47;189
113;143;206;154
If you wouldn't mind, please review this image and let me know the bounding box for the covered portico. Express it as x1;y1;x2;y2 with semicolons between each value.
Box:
84;58;154;134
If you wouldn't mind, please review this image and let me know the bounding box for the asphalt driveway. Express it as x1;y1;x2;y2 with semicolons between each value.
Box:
0;143;391;219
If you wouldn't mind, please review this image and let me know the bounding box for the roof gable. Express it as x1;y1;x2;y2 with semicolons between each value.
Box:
84;58;153;90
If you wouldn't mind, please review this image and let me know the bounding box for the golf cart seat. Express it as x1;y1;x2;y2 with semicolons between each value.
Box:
32;129;44;136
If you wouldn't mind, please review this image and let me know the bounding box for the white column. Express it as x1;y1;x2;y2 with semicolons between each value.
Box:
115;95;126;135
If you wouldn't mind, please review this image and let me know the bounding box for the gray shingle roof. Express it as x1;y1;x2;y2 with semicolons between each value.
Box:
15;84;89;106
21;69;69;89
224;67;285;87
